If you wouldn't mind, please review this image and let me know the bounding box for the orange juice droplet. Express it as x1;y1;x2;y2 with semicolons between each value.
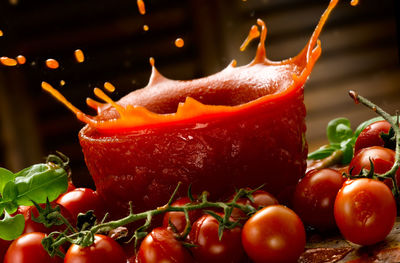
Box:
60;80;66;86
74;49;85;63
350;0;359;6
137;0;146;15
104;82;116;92
46;59;59;69
0;57;17;66
240;25;260;51
175;38;184;48
0;30;3;37
16;55;26;65
143;25;149;31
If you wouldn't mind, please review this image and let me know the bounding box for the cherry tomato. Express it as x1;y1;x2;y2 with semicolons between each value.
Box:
4;232;62;263
293;169;345;230
230;189;278;221
56;188;105;221
354;120;392;153
136;227;193;263
349;146;400;187
241;205;305;263
162;197;202;233
334;178;396;245
188;214;245;263
65;234;126;263
18;203;74;235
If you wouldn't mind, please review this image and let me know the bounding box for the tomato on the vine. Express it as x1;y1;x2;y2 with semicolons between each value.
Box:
65;234;126;263
4;232;62;263
334;178;396;245
293;168;345;230
230;189;278;221
188;214;245;263
354;120;392;153
56;188;105;221
241;205;305;263
162;197;202;233
136;227;193;263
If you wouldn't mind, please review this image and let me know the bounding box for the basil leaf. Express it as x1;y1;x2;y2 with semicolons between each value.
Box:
0;212;25;240
308;146;336;160
0;168;15;195
340;138;354;165
327;118;353;143
2;163;68;207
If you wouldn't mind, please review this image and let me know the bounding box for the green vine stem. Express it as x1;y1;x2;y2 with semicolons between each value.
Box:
349;90;400;198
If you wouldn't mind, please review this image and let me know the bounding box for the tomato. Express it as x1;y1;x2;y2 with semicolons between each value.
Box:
334;178;396;245
136;227;193;263
0;239;12;263
4;232;62;263
230;189;278;221
162;197;202;233
18;203;74;235
293;169;345;230
241;205;305;263
56;188;105;221
188;214;245;263
65;234;126;263
349;146;400;187
354;120;392;153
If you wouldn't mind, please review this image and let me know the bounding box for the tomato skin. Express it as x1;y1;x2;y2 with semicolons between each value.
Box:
241;205;305;263
188;214;245;263
65;234;126;263
293;169;345;230
354;120;392;153
56;188;105;221
0;239;12;263
4;232;62;263
334;178;396;246
162;197;202;233
230;190;278;221
136;227;193;263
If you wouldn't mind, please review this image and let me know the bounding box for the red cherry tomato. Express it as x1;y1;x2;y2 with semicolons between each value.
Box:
355;120;392;153
18;203;74;235
293;169;345;230
230;189;278;221
4;232;62;263
241;205;306;263
65;234;126;263
162;197;202;233
56;188;105;221
334;178;396;245
349;146;400;187
136;227;193;263
188;214;245;263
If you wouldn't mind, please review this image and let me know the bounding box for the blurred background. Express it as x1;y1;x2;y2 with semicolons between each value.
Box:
0;0;399;187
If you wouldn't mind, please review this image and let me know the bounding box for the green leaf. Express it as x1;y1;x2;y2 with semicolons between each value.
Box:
308;146;336;160
0;168;15;195
327;118;353;143
0;212;25;240
340;138;354;165
2;163;68;207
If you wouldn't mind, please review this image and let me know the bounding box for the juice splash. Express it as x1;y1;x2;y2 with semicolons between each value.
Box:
16;55;26;65
174;38;184;48
45;59;59;69
74;49;85;63
0;57;17;66
137;0;146;15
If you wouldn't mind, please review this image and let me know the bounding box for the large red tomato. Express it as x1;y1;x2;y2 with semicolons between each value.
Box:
334;178;396;246
293;169;345;230
4;232;62;263
241;205;305;263
188;214;245;263
136;227;193;263
65;234;126;263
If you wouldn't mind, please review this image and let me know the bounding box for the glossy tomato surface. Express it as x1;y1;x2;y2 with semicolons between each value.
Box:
242;205;305;263
136;227;193;263
4;232;62;263
334;178;396;245
56;188;105;221
162;197;202;233
188;214;245;263
354;120;392;153
0;238;12;263
293;169;345;230
65;234;126;263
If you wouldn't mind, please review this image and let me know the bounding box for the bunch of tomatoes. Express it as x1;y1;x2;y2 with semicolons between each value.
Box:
1;119;399;263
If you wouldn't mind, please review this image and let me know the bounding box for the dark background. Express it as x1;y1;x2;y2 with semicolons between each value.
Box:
0;0;399;187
